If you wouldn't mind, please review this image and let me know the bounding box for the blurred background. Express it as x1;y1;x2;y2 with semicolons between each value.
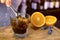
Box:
0;0;60;28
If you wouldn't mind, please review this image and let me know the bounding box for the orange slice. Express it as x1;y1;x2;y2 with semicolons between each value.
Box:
30;12;45;27
45;15;57;26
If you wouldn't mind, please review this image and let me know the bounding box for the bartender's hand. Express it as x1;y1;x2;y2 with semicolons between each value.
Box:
0;0;11;7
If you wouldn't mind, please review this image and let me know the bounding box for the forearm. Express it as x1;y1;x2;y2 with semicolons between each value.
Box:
20;0;27;17
21;0;27;12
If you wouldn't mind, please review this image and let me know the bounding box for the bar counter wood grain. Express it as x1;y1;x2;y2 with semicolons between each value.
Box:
0;25;60;40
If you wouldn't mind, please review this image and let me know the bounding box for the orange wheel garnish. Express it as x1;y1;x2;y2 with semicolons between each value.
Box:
45;15;57;26
30;12;45;27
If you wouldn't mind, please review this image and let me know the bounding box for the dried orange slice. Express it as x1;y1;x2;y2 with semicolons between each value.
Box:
30;12;45;27
45;15;57;26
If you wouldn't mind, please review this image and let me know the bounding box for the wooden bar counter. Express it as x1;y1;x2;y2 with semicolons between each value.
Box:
0;25;60;40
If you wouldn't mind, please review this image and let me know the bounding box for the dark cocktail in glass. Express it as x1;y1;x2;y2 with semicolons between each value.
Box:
10;14;30;38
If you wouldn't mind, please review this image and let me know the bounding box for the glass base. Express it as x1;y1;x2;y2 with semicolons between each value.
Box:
14;33;27;38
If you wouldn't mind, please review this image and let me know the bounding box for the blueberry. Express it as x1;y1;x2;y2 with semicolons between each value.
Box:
41;26;47;30
48;26;52;35
48;30;52;35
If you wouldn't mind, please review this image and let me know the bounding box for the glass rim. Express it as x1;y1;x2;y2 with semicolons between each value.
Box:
10;13;30;18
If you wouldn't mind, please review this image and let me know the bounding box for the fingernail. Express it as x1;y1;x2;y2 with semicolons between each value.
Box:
6;5;10;7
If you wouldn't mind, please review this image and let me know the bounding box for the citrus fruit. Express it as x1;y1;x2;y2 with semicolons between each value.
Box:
30;12;45;27
45;15;57;26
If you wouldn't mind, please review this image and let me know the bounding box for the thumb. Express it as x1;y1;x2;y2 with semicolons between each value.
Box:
6;0;11;7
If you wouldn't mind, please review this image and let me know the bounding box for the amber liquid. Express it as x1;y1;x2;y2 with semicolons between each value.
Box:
10;16;28;34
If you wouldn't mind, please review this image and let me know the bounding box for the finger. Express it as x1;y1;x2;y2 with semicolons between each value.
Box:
1;0;6;3
6;0;11;7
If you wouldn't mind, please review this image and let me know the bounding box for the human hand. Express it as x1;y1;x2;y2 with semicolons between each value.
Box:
0;0;11;7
